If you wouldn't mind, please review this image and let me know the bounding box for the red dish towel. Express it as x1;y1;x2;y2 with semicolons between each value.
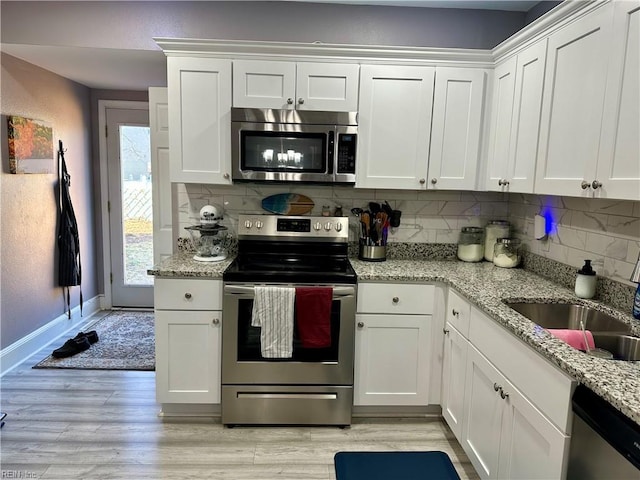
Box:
295;287;333;348
547;329;595;350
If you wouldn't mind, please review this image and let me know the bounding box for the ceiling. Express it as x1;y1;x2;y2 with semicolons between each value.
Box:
1;1;541;91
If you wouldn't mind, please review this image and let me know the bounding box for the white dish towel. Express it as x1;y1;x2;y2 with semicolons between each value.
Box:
251;286;295;358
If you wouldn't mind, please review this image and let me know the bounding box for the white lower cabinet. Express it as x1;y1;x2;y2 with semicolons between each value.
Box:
442;289;573;480
463;345;569;480
155;310;221;404
355;283;435;406
441;322;468;439
154;278;223;405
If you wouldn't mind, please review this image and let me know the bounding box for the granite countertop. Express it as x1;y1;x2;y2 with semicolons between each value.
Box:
149;253;640;426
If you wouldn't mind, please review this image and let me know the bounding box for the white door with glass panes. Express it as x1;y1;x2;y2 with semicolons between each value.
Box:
106;107;153;308
356;64;435;189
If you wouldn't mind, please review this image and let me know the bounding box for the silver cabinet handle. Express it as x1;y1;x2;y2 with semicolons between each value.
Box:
184;293;192;299
287;98;293;104
212;318;220;325
298;98;304;105
357;321;365;328
431;178;438;184
419;178;426;185
494;383;500;392
223;173;230;180
452;309;459;317
592;180;602;189
392;297;399;304
581;180;591;190
443;328;450;335
500;388;509;400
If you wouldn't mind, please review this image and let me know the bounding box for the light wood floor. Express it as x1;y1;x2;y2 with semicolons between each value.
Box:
1;327;480;479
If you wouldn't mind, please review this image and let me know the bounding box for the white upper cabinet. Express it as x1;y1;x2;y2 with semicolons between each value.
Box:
428;67;487;191
167;57;233;184
232;60;359;111
486;40;547;193
595;0;640;200
534;3;614;197
356;64;435;189
356;65;486;190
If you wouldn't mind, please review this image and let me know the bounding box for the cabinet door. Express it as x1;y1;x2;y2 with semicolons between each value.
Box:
356;65;435;189
354;314;431;406
155;310;221;404
506;40;547;193
497;376;569;480
486;56;517;192
535;4;613;196
462;345;503;480
167;57;232;184
232;60;296;109
596;0;640;200
296;63;360;111
428;67;486;190
441;322;469;439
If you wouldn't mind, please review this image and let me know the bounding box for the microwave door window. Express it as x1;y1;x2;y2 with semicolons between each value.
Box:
241;132;326;172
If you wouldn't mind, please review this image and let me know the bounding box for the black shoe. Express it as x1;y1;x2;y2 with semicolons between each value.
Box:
73;330;99;344
52;337;91;358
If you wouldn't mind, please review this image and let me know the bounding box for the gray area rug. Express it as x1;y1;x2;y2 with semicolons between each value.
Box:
33;311;155;371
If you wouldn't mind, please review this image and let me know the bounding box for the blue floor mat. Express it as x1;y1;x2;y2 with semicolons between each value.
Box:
334;451;461;480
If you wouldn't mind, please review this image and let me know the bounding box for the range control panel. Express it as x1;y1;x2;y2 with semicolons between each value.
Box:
237;214;349;241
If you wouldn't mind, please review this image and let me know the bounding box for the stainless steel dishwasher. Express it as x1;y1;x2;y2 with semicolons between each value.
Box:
567;385;640;479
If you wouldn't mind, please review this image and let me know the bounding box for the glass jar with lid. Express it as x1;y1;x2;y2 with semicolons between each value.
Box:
457;227;484;262
493;238;521;268
484;220;510;261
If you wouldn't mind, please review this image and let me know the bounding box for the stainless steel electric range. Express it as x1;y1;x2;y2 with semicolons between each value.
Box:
222;214;356;426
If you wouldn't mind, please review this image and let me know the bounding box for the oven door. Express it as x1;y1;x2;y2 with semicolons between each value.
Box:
222;283;355;386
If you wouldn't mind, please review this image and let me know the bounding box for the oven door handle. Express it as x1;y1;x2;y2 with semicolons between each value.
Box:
224;285;355;297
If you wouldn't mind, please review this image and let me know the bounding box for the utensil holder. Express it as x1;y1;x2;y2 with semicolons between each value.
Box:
359;243;386;262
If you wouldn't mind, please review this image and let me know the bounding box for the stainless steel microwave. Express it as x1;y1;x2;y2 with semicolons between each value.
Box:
231;108;357;184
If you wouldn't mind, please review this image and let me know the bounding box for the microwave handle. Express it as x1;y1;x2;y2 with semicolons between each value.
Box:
328;130;335;174
224;285;355;298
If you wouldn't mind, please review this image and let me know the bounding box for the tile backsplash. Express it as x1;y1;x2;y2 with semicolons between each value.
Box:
177;183;639;308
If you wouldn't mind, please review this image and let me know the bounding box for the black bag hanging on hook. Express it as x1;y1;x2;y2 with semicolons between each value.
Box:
57;140;83;319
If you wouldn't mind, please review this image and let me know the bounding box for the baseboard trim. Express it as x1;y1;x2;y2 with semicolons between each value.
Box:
0;295;103;376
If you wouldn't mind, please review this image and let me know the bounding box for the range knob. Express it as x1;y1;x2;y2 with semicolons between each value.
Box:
255;220;264;229
244;219;253;229
324;222;333;231
335;222;343;232
313;222;322;231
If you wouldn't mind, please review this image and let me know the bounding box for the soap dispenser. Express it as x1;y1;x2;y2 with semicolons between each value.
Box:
575;260;596;299
630;253;640;320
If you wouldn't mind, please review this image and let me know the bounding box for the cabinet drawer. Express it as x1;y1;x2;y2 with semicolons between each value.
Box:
447;289;471;337
357;283;434;314
155;278;222;310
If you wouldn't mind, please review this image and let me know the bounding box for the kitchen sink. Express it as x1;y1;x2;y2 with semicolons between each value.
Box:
592;333;640;361
505;302;631;333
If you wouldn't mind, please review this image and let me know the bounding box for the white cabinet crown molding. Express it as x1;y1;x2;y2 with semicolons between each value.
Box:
492;0;608;60
154;37;494;67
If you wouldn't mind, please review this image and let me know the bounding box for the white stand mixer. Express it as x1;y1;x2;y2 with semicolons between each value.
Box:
185;205;229;262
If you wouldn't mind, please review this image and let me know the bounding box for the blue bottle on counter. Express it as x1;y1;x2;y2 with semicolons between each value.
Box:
631;254;640;320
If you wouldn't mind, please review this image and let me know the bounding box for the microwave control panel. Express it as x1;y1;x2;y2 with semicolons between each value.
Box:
336;134;357;174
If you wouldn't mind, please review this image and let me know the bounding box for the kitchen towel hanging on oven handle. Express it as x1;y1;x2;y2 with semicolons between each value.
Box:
57;140;82;319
